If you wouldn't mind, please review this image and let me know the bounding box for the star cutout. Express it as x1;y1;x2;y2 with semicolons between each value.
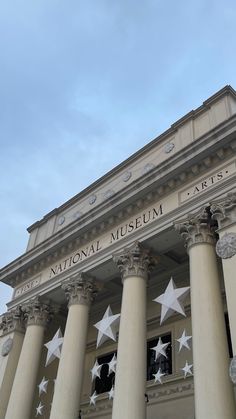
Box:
35;401;44;416
91;360;103;382
44;328;64;367
176;329;192;352
153;368;165;384
107;354;117;375
153;277;190;324
90;391;99;405
38;376;49;396
150;337;170;360
108;386;115;400
181;361;193;378
94;306;120;347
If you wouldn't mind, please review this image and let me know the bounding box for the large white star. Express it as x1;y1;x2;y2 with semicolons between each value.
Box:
176;329;192;352
38;376;49;396
94;306;120;347
107;354;117;375
108;386;115;400
153;368;165;384
181;361;193;378
90;391;99;405
150;337;170;360
153;277;190;324
44;328;64;367
91;360;103;382
35;401;44;416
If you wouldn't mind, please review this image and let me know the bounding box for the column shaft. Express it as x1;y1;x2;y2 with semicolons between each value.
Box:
112;275;147;419
50;274;95;419
189;242;235;419
5;300;50;419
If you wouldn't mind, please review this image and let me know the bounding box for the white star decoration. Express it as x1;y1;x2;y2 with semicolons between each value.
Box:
91;360;103;382
90;391;99;405
176;329;192;352
153;368;165;384
94;306;120;347
153;277;190;324
35;401;44;416
150;337;170;360
181;361;193;378
38;376;49;396
108;386;115;400
44;328;64;367
108;354;117;375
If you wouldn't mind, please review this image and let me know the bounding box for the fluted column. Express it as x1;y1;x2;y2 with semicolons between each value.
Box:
50;273;96;419
112;242;154;419
211;191;236;356
0;307;25;419
176;208;236;419
5;299;51;419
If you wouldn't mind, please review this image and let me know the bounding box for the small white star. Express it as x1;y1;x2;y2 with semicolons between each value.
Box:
176;329;192;352
108;386;115;400
94;306;120;347
181;361;193;378
153;368;165;384
91;360;103;382
150;337;170;360
44;328;64;367
38;376;49;396
90;391;99;405
107;354;117;375
153;277;190;324
35;401;44;416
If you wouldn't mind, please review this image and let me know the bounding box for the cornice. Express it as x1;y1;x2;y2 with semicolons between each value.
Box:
1;118;236;288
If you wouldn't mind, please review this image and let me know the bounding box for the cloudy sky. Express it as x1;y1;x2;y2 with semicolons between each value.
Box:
1;0;236;313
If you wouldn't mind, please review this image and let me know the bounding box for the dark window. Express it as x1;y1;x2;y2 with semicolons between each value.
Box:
94;352;116;394
147;334;172;381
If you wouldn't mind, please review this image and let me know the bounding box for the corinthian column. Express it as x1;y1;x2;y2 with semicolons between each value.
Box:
0;307;25;419
112;242;154;419
175;208;236;419
211;191;236;356
49;273;96;419
5;299;51;419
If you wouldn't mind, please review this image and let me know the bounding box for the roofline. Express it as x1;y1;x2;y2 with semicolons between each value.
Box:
27;84;236;232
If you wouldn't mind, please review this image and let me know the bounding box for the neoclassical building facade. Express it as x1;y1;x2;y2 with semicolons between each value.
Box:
0;85;236;419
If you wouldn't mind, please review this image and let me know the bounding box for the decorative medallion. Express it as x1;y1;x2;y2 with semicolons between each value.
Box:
229;356;236;384
216;233;236;259
122;171;132;182
104;189;115;199
164;142;175;153
73;211;83;220
1;337;13;357
89;194;97;205
143;163;155;174
58;215;65;226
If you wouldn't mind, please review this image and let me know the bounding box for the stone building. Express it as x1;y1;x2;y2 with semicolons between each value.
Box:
0;85;236;419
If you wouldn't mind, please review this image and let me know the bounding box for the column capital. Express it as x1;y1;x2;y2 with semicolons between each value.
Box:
22;298;52;327
175;207;216;251
62;273;97;307
113;241;157;281
211;190;236;229
0;307;25;336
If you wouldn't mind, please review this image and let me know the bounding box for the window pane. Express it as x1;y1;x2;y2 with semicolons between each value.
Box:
147;334;172;381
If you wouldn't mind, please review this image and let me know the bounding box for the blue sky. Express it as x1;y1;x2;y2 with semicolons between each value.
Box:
1;0;236;313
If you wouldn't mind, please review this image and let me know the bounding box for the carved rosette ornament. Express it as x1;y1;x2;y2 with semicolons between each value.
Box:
0;306;25;335
216;233;236;259
62;273;97;306
22;298;52;327
175;207;216;251
113;241;158;281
